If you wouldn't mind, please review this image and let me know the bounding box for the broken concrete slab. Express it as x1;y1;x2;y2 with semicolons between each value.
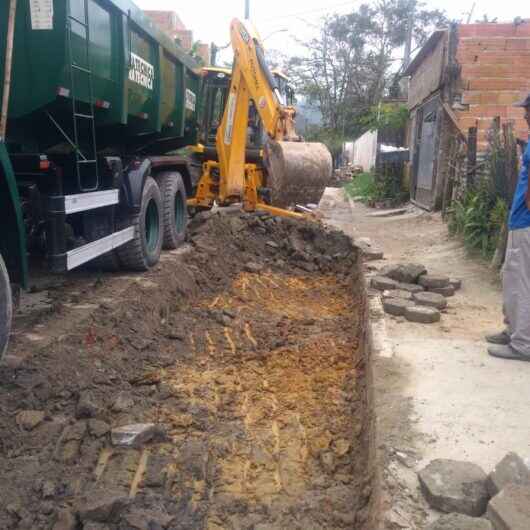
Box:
405;306;441;324
449;278;462;291
380;263;427;284
419;274;451;289
111;423;165;448
487;452;530;497
361;247;385;261
418;459;489;516
382;289;413;301
413;291;448;310
430;285;456;297
383;298;412;317
487;484;530;530
397;282;425;293
371;276;399;291
426;513;493;530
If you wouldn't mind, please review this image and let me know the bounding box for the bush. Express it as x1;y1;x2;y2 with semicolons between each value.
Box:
448;183;508;258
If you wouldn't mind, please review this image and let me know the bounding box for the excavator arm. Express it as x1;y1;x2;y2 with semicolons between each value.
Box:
190;18;331;214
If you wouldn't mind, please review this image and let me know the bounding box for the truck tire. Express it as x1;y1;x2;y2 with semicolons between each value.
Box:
117;177;163;271
0;254;13;361
155;171;188;249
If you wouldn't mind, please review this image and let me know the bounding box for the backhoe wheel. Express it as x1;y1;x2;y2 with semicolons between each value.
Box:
155;171;188;249
117;177;163;271
0;253;13;361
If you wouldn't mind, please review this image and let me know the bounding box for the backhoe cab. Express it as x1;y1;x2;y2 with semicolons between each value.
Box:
189;19;331;218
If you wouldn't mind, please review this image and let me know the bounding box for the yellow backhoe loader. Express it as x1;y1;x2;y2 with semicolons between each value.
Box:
188;19;332;218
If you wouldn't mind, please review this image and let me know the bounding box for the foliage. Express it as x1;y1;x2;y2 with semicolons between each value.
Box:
360;103;409;132
343;170;408;203
343;172;378;200
448;184;508;258
287;0;447;132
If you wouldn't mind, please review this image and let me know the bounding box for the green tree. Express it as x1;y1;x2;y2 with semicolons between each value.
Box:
288;0;447;134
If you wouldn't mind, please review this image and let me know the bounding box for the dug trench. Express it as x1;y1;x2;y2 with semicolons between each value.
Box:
0;210;374;530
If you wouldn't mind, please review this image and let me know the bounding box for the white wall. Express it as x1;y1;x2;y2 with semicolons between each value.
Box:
351;130;378;172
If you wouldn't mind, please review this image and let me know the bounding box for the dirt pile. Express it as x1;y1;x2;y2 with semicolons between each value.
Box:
0;210;371;530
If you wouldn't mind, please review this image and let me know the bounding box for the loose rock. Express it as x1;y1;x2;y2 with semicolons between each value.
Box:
52;509;77;530
361;247;384;261
122;508;174;530
371;276;399;291
383;298;412;317
419;274;450;289
405;306;441;324
430;285;456;297
382;289;413;301
16;410;45;431
418;459;489;516
426;513;493;530
111;423;165;448
487;452;530;497
450;278;462;290
487;484;530;530
76;391;99;419
111;392;134;413
397;282;425;293
413;291;448;310
88;419;110;438
380;263;427;284
243;261;264;273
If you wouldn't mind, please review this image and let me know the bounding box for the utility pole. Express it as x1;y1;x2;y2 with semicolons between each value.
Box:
245;0;250;19
465;2;476;24
1;0;17;142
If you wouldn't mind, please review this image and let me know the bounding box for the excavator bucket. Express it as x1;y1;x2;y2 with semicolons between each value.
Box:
264;140;332;208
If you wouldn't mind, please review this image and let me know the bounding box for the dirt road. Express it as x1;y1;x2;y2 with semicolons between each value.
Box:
0;210;372;530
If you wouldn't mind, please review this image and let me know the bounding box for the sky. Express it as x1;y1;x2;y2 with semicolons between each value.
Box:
135;0;525;63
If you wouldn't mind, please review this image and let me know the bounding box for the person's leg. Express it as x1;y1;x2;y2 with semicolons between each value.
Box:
502;230;519;339
486;232;514;344
510;227;530;356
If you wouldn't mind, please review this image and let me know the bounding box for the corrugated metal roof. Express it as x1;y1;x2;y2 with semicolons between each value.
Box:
403;29;448;77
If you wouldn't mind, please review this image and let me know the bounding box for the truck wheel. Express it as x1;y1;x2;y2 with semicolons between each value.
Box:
117;177;163;271
0;254;13;361
155;171;188;249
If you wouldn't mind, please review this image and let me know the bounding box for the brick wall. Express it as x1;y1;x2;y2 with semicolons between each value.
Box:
144;10;191;48
456;22;530;151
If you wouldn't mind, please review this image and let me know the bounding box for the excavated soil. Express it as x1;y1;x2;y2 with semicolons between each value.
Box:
0;210;372;530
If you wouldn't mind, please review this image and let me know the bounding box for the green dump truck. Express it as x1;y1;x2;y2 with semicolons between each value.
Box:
0;0;203;357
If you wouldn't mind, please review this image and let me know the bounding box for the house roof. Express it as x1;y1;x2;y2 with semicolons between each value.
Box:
403;29;448;77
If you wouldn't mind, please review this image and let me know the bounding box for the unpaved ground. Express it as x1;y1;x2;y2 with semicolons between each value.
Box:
327;190;530;529
0;210;372;530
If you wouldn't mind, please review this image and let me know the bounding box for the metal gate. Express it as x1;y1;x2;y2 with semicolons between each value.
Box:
412;97;440;209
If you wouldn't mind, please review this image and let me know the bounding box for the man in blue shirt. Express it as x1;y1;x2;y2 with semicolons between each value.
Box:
487;94;530;361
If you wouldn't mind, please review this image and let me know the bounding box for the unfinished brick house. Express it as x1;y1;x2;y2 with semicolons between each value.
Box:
404;21;530;210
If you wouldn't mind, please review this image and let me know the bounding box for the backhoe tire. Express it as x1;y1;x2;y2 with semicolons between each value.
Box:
117;177;163;271
0;254;13;361
155;171;188;250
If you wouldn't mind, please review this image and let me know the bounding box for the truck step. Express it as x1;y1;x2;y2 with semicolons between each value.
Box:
50;189;120;215
66;226;134;271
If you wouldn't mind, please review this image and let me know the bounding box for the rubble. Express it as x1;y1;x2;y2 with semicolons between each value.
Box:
380;263;427;284
16;410;45;431
110;424;166;448
426;513;493;530
371;276;399;291
419;274;451;289
405;305;441;323
487;484;530;530
413;291;448;310
418;459;489;516
487;452;530;497
396;282;425;293
383;298;413;316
